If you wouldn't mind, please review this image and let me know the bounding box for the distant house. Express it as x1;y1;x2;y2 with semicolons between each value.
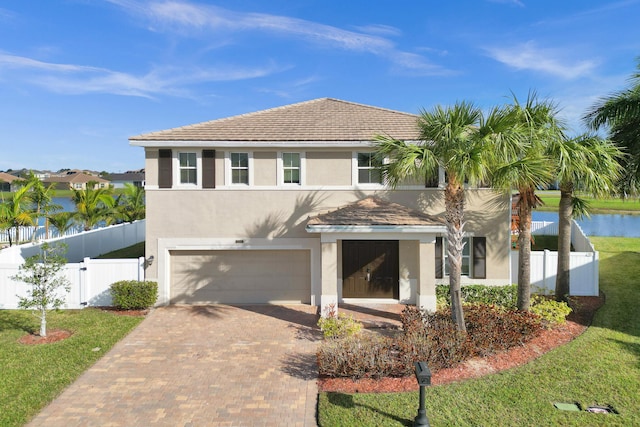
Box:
0;172;24;192
43;172;110;191
107;170;145;189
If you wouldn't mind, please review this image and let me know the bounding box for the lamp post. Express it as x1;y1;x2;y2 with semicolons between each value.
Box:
414;361;431;427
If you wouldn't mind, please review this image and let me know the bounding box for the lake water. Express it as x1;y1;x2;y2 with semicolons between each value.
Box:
533;211;640;237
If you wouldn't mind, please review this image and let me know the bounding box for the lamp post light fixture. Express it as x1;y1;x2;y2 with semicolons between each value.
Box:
414;361;432;427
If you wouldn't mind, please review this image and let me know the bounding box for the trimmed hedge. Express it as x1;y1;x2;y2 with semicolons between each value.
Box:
110;280;158;310
437;284;518;309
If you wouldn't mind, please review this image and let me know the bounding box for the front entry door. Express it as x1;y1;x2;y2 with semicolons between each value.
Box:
342;240;399;299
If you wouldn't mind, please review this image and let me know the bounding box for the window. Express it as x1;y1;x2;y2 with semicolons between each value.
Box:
231;153;249;184
435;236;486;279
357;152;382;184
179;152;197;185
282;152;301;184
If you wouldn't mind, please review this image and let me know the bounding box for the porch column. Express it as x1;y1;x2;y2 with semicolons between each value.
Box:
417;237;437;312
320;239;339;316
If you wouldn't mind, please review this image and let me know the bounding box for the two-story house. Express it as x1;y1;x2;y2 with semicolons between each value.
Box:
130;98;511;312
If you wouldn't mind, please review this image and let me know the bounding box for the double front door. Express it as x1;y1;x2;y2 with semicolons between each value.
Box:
342;240;399;299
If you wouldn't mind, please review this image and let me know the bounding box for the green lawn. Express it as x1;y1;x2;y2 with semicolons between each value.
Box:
0;309;144;427
537;191;640;214
318;236;640;426
96;241;145;258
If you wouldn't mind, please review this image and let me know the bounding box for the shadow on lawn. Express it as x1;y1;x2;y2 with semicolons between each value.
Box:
0;310;36;334
327;392;412;426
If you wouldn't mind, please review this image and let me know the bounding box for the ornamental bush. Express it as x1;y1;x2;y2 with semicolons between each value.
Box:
436;284;518;309
317;305;363;339
530;295;572;328
110;280;158;310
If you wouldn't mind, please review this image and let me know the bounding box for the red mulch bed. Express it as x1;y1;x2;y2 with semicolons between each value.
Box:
17;307;150;346
319;295;604;393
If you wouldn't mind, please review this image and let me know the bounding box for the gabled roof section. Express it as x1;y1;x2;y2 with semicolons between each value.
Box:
43;172;109;184
307;197;443;228
0;172;24;183
130;98;419;144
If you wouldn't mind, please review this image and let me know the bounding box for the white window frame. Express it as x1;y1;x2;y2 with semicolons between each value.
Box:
225;152;254;186
352;152;384;187
174;151;201;188
277;151;305;186
442;237;471;277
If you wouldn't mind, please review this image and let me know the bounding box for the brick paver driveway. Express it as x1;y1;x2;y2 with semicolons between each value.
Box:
27;305;321;427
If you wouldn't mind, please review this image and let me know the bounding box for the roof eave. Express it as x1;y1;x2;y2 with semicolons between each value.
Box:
129;139;422;148
305;224;446;233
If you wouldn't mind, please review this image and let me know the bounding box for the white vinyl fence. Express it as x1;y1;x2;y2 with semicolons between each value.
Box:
0;257;145;309
511;220;599;296
0;220;145;264
0;220;146;309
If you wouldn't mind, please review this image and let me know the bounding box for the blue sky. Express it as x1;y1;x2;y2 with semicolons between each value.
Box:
1;0;639;173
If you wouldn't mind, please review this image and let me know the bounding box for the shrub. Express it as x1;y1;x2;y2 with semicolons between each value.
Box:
318;303;544;380
317;305;363;339
317;335;403;379
110;280;158;310
436;284;518;309
530;295;572;328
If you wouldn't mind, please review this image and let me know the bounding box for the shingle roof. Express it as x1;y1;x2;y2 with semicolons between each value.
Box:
43;172;109;184
307;197;443;227
130;98;419;143
0;172;24;183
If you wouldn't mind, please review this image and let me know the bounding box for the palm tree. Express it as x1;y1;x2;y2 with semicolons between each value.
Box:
548;133;622;301
24;172;61;241
0;182;35;246
47;211;78;238
491;93;560;311
375;101;497;332
115;183;145;223
72;182;115;231
584;59;640;196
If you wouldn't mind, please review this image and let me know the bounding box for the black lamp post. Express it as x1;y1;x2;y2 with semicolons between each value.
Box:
414;361;432;427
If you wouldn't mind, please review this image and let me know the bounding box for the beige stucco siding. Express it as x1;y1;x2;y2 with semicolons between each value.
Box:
170;249;310;304
253;151;276;186
305;151;352;186
145;188;511;286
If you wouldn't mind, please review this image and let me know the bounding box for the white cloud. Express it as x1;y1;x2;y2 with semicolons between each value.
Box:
485;42;597;79
111;0;450;75
487;0;525;7
0;52;283;98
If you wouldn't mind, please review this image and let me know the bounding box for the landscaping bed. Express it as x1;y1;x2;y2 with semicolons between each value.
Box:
319;295;603;393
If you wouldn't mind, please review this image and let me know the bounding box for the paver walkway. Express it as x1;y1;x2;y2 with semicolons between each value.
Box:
27;305;321;427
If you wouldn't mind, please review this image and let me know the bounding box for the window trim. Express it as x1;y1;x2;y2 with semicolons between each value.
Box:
177;152;198;186
277;151;305;186
352;152;384;187
225;151;254;186
436;235;485;279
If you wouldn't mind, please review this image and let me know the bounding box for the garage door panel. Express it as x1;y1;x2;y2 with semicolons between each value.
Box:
170;250;310;304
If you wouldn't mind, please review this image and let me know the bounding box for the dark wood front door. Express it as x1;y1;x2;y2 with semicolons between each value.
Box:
342;240;399;299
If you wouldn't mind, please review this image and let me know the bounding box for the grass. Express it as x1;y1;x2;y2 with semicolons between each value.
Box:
0;309;143;427
537;191;640;214
318;236;640;426
95;241;145;258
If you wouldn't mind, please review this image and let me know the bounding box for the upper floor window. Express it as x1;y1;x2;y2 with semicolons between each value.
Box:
356;152;382;184
179;152;197;185
282;152;301;184
231;152;249;185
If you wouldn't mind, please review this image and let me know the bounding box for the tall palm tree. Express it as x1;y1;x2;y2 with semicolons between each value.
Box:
72;182;115;231
24;172;61;241
375;101;497;332
584;59;640;196
0;182;35;246
547;133;622;301
115;183;145;223
491;93;560;311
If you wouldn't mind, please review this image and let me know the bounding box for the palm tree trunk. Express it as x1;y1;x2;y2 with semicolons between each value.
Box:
445;183;466;332
517;189;534;311
555;185;573;302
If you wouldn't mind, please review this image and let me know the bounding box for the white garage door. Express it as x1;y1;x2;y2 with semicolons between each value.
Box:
170;250;311;304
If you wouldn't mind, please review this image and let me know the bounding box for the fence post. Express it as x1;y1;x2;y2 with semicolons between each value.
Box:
81;257;91;307
138;256;145;281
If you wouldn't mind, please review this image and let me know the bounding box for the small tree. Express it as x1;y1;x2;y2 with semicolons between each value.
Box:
12;243;71;337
